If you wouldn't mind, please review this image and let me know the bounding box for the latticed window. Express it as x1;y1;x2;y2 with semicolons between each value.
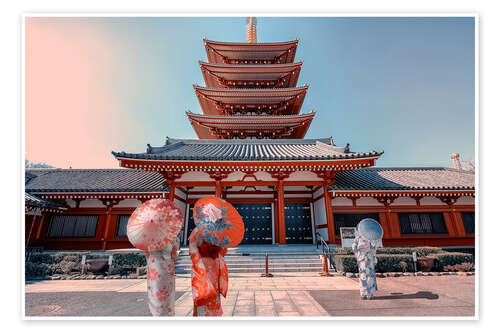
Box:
398;213;448;235
333;213;380;235
48;215;98;238
115;215;130;238
461;212;475;234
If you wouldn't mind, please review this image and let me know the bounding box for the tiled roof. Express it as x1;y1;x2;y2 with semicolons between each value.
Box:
25;169;169;193
25;192;68;209
330;167;475;191
112;138;383;161
204;39;298;64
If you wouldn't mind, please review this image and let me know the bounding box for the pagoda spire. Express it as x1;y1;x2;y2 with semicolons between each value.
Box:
246;17;257;43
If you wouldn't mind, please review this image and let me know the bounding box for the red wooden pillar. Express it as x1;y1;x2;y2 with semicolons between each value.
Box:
34;214;46;242
215;179;222;198
452;210;466;236
102;200;119;250
378;211;392;239
277;179;286;244
388;211;401;238
443;211;459;237
169;182;176;202
322;182;335;244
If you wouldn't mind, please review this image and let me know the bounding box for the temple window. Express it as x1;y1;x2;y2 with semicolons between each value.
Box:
398;212;448;235
47;215;98;238
333;213;380;236
461;212;475;234
115;215;131;238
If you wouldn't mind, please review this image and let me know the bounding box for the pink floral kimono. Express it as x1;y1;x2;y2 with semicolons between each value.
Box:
145;237;180;316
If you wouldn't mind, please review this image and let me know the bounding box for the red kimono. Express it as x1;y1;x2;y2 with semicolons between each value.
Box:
189;228;228;316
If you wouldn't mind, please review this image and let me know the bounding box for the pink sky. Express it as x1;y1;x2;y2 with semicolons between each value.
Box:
25;18;133;168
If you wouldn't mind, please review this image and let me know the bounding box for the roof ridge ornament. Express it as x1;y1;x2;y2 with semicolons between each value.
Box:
246;17;257;43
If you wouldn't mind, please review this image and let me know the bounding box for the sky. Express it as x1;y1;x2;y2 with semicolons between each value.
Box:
25;16;475;169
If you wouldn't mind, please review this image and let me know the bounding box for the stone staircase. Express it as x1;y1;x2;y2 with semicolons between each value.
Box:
175;244;325;274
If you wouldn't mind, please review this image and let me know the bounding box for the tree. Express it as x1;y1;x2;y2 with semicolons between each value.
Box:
25;159;55;169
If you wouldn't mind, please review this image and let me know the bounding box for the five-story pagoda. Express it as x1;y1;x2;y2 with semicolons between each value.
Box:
113;17;383;245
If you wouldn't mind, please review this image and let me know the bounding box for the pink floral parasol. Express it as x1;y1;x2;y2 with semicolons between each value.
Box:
127;199;183;252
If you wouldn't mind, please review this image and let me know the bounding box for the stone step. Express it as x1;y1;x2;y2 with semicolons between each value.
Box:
175;262;322;270
174;266;322;273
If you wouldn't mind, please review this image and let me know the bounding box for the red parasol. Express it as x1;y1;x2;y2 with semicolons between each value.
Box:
127;199;183;252
193;196;244;248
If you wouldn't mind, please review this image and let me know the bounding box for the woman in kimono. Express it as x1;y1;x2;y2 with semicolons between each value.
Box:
145;236;180;316
352;218;383;300
189;227;228;316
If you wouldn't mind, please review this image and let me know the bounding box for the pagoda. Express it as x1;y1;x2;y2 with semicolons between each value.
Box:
112;18;383;245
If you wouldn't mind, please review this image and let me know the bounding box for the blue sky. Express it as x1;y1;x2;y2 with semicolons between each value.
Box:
27;16;475;168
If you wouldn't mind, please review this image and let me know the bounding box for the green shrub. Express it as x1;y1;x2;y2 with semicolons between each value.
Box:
332;246;444;257
50;260;80;275
375;254;413;273
136;266;147;276
333;255;358;273
25;262;51;277
28;254;57;265
333;248;354;255
430;252;473;271
333;254;414;273
112;253;146;267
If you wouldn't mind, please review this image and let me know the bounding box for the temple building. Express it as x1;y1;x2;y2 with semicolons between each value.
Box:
25;18;475;251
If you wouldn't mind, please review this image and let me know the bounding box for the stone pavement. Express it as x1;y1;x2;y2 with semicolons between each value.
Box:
25;273;475;317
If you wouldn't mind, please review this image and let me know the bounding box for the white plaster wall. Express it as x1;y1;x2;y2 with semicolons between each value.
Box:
316;228;328;241
79;199;106;208
225;194;274;198
253;171;274;181
356;197;384;206
174;187;186;199
455;196;475;205
284;194;311;198
313;197;327;227
286;186;310;191
313;187;324;200
174;199;186;221
178;171;212;182
114;198;142;208
420;197;445;206
287;170;322;181
225;171;246;181
391;197;417;206
332;197;352;207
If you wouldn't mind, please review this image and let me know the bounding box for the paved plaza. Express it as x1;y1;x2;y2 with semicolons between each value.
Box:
25;273;475;317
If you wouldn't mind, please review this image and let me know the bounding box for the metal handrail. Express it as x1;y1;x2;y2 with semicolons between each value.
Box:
315;232;334;270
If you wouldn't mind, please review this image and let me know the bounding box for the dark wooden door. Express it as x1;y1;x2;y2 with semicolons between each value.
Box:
233;203;273;244
186;203;273;245
285;203;313;244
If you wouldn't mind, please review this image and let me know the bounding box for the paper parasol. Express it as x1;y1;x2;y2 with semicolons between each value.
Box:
193;196;244;248
357;218;383;241
127;199;183;252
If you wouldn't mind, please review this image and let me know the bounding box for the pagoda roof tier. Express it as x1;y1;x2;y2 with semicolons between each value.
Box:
112;138;383;173
204;39;298;64
194;85;308;116
186;112;315;139
199;61;302;89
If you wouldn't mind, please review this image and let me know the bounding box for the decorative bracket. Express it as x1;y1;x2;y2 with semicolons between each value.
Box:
376;196;397;207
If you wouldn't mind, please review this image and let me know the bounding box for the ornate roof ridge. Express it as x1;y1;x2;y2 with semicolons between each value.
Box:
193;84;308;92
199;61;303;68
186;110;315;119
164;137;333;145
203;38;298;46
